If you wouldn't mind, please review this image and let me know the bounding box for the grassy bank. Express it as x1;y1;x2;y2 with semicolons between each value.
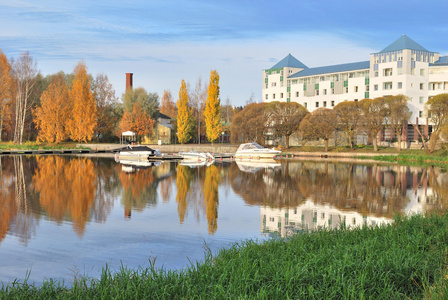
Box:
0;142;89;151
2;213;448;299
358;149;448;167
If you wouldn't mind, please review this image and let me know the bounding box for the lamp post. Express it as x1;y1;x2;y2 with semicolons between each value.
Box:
221;131;224;144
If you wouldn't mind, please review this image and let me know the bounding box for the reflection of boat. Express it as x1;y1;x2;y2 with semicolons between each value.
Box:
179;151;215;162
234;142;281;160
119;159;161;173
116;145;162;160
179;160;214;168
236;160;281;173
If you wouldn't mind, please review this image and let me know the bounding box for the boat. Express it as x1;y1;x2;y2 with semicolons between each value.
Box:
115;145;162;160
118;159;161;173
179;160;214;168
179;150;215;162
234;142;281;160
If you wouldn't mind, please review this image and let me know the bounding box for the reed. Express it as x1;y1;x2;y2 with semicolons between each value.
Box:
1;213;448;299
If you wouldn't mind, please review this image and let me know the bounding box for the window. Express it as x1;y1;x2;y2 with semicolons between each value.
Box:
323;89;327;95
272;82;276;87
420;83;424;90
383;68;392;76
374;84;379;91
354;86;358;92
296;91;299;97
345;87;348;93
419;111;423;118
398;82;402;89
374;71;379;77
331;100;335;107
315;102;319;108
265;83;268;88
272;94;275;99
331;88;335;94
420;69;425;76
280;93;283;98
323;101;327;107
397;68;403;75
265;94;268;100
316;90;319;96
411;68;415;75
383;82;392;90
419;97;424;104
411;83;414;88
366;85;370;92
304;102;307;108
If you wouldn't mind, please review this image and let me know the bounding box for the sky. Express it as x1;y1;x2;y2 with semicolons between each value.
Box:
1;0;448;106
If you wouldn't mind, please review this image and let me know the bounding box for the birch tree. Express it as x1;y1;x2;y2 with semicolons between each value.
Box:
92;73;119;141
12;52;38;144
67;61;97;143
204;70;221;144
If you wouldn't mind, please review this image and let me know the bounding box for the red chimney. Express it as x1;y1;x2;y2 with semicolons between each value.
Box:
126;73;133;91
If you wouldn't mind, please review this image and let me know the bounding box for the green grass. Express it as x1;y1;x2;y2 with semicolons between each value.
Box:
2;213;448;299
0;142;90;151
357;150;448;168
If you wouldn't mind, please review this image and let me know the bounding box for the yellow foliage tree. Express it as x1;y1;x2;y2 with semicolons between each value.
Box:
33;75;69;143
203;164;220;234
0;49;13;142
177;80;192;144
204;70;221;143
67;61;97;142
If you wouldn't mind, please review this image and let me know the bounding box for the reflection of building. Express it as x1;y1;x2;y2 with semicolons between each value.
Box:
261;200;393;238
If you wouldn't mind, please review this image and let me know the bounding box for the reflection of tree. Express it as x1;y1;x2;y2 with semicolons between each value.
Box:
426;167;448;212
91;158;118;223
203;165;220;234
0;156;40;245
118;164;157;216
176;165;192;223
32;156;97;237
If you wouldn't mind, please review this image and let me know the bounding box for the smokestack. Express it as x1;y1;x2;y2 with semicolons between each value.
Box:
126;73;133;91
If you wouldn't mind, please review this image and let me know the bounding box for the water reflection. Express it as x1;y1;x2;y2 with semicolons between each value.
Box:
0;157;448;244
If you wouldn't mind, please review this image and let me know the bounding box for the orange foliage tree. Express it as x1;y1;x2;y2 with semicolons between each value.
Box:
119;102;155;143
0;49;13;142
66;61;97;142
160;90;177;119
204;70;221;143
33;75;69;143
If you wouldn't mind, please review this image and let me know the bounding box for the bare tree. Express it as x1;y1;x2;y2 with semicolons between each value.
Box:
12;52;38;144
190;77;207;144
333;101;363;149
385;95;411;151
299;108;336;151
266;101;308;148
359;97;387;152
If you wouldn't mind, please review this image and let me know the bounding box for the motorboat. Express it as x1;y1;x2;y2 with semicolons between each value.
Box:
179;150;215;162
115;145;162;160
234;142;281;160
179;160;214;168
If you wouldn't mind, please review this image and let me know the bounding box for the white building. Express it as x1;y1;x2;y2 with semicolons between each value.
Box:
262;35;448;141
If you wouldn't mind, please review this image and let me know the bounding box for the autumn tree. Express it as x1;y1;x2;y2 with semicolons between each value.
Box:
132;102;155;143
160;90;177;119
385;95;411;151
230;102;268;144
299;108;336;151
33;75;69;143
359;97;387;151
0;49;13;142
190;77;207;144
122;87;159;119
119;110;134;135
177;80;193;144
333;101;363;149
66;61;97;143
204;70;221;143
266;101;308;148
92;73;119;142
11;51;39;144
203;164;220;234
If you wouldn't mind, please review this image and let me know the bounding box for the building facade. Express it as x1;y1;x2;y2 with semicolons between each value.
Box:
262;35;448;134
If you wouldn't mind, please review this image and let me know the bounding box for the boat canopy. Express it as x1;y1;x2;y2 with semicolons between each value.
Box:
237;142;265;151
121;131;136;144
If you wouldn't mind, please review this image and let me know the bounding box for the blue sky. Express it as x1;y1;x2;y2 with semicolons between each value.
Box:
1;0;447;106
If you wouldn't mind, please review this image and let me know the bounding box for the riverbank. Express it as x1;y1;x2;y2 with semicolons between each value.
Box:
1;213;447;299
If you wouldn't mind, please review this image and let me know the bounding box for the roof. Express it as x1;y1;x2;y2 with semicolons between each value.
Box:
432;56;448;66
157;112;171;120
269;54;308;69
380;34;429;53
289;61;370;78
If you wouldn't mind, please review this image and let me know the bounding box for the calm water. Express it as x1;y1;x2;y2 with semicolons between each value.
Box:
0;155;447;285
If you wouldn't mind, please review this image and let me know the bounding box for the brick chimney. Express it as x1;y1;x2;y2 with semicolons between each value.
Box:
125;73;133;91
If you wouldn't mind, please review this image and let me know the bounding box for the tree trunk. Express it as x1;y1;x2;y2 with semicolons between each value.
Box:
373;135;378;152
324;139;329;152
285;135;290;149
397;131;402;151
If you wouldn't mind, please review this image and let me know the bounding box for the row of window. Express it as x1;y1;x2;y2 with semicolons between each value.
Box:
373;82;427;91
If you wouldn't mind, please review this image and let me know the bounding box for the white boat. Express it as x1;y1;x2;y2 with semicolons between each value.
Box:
234;142;281;160
179;150;215;162
116;145;162;160
179;160;214;168
119;159;161;173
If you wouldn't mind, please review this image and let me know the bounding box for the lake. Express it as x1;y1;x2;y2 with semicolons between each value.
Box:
0;155;447;285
